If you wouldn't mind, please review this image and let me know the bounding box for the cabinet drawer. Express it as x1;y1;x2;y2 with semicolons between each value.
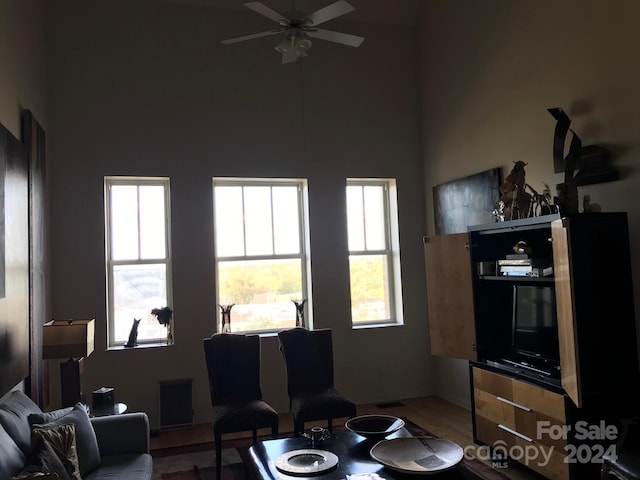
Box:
513;378;565;422
473;367;569;479
474;368;565;421
473;367;512;398
474;387;566;451
475;416;569;480
474;388;516;427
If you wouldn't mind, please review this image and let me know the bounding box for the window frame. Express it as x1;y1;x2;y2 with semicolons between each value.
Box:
212;177;312;334
104;176;174;347
346;178;403;327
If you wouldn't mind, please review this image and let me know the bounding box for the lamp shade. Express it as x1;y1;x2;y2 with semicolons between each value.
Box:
43;319;95;359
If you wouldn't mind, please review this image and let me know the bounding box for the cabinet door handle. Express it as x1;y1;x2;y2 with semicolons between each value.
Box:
496;396;531;412
498;424;533;442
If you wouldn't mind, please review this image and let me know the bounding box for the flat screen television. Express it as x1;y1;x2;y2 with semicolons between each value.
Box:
510;285;560;374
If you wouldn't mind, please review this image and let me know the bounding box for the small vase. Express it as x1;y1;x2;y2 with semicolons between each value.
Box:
292;299;307;329
218;304;234;333
166;323;173;344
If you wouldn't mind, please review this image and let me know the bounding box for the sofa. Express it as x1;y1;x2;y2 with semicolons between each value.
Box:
0;390;153;480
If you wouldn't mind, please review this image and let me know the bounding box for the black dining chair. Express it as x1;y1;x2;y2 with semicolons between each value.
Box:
203;333;279;479
277;327;357;435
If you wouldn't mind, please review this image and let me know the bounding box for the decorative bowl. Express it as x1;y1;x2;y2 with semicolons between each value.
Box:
345;414;405;440
370;437;463;474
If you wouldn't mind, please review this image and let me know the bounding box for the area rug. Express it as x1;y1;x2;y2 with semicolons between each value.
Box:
152;419;510;480
152;439;248;480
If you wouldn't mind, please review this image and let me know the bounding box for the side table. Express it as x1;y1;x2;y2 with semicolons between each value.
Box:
93;402;128;417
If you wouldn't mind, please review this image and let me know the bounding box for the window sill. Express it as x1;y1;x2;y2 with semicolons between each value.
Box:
107;342;173;351
352;322;404;330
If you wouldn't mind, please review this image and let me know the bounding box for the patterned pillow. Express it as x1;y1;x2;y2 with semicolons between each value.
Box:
11;474;59;480
11;434;72;480
30;404;100;476
30;424;79;480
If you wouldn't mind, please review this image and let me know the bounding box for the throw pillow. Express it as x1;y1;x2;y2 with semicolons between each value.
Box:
30;424;79;480
12;435;72;480
11;474;59;480
28;407;73;426
30;404;100;477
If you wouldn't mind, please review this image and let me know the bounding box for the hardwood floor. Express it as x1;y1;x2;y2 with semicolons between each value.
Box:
150;395;545;479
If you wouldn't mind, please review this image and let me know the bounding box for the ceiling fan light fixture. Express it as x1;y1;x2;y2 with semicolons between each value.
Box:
275;35;294;53
294;38;312;57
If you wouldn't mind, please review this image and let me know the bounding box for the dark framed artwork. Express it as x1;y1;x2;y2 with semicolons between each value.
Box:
24;110;48;405
433;168;503;235
0;120;30;397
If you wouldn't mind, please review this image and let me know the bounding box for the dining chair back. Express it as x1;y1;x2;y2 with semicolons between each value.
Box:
277;327;357;435
203;333;278;479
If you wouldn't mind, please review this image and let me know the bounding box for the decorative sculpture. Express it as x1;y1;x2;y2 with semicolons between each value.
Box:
525;182;557;217
493;163;558;222
218;304;234;333
548;107;618;213
302;426;330;448
494;161;531;220
548;108;579;214
151;306;173;344
124;318;141;347
292;299;307;328
548;107;617;185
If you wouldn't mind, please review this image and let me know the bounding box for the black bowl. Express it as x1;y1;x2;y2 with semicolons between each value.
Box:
345;415;405;440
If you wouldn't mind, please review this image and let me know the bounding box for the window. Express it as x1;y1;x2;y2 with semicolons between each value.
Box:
213;178;311;333
346;179;403;326
105;177;173;347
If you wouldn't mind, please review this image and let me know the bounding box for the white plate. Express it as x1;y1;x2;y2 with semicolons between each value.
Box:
370;437;463;475
275;449;339;475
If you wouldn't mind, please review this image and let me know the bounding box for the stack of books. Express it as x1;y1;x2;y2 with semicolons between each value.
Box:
498;254;553;277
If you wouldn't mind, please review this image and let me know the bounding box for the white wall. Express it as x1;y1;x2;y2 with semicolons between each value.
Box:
0;0;47;137
418;0;640;408
45;0;432;428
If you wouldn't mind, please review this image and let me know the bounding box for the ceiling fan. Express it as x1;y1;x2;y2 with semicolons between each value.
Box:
222;0;365;64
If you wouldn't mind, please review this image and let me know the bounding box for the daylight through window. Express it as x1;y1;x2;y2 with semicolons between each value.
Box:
105;177;173;347
213;178;311;333
346;179;403;326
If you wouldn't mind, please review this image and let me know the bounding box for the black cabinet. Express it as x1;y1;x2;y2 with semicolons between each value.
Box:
425;212;640;479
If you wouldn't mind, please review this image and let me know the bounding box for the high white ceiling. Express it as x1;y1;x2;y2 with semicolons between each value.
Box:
135;0;424;26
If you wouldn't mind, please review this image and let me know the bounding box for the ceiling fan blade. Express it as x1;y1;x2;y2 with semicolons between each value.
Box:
221;29;281;44
304;0;355;26
307;28;364;47
244;2;288;24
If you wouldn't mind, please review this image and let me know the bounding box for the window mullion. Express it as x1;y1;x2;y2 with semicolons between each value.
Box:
241;186;248;256
360;186;367;251
136;185;142;260
270;186;276;254
383;184;391;250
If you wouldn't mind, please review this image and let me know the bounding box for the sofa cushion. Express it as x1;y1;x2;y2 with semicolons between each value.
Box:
30;404;100;477
31;423;81;480
84;453;153;480
11;435;73;480
0;391;43;456
0;423;27;479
